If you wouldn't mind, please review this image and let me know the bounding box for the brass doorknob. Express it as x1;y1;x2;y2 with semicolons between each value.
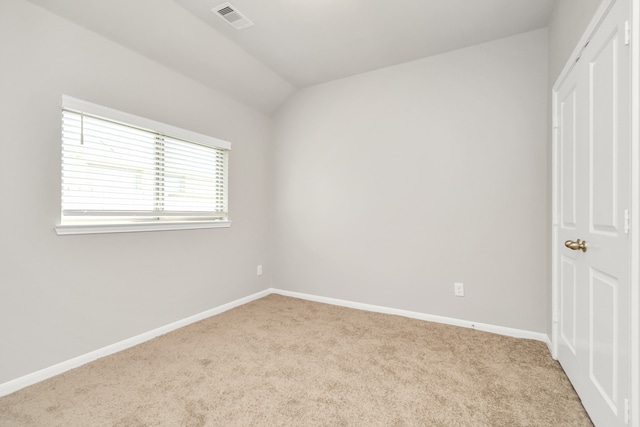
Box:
565;239;587;252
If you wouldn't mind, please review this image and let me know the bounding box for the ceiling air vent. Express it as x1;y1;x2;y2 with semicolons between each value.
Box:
212;2;254;30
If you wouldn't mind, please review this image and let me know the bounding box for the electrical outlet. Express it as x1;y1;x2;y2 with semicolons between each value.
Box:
454;282;464;297
257;265;263;276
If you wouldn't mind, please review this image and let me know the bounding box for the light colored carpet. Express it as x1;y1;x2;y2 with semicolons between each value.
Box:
0;294;592;426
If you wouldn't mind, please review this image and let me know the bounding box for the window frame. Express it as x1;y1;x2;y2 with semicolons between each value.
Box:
55;96;232;235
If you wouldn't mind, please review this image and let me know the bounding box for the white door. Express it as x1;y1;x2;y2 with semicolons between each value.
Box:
555;0;631;425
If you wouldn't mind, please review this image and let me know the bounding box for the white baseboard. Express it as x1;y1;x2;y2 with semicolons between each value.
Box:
0;289;271;398
270;288;551;344
1;287;552;398
543;335;554;356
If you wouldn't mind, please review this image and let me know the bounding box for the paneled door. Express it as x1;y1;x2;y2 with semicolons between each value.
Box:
554;0;631;425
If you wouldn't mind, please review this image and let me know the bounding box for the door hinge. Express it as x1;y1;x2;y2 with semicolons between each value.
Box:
624;209;630;234
624;398;630;424
552;309;558;324
553;116;559;129
553;214;559;227
625;21;631;46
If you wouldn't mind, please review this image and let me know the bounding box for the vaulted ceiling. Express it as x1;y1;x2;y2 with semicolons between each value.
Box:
26;0;556;114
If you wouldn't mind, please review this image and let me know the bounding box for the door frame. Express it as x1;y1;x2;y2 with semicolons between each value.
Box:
550;0;639;425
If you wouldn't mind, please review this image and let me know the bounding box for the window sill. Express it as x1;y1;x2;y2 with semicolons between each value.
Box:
55;220;231;235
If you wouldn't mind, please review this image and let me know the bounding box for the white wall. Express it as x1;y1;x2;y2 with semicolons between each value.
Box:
0;0;270;384
25;0;295;115
271;29;549;333
548;0;604;84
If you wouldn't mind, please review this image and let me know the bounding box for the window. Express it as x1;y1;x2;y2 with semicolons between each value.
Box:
55;96;231;235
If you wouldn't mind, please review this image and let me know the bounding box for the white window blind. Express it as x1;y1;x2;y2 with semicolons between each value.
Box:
57;96;231;234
